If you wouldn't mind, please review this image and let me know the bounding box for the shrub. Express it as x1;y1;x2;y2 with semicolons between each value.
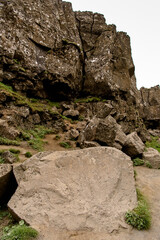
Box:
25;152;32;158
132;158;144;166
1;220;38;240
125;189;151;230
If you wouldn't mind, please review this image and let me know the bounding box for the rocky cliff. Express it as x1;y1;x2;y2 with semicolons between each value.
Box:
0;0;137;100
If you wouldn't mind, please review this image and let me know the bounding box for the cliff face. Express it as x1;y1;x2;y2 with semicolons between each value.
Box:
0;0;159;133
0;0;137;101
140;86;160;129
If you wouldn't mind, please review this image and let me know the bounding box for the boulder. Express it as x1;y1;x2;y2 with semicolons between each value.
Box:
123;132;145;157
9;147;137;239
143;148;160;169
63;109;79;119
1;151;17;164
0;119;20;140
78;116;127;150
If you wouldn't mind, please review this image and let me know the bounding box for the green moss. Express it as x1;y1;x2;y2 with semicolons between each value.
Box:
0;82;60;114
125;189;151;230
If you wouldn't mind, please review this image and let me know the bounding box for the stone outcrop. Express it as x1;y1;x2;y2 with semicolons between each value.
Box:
75;12;137;98
0;0;83;100
140;86;160;129
78;115;127;149
8;147;137;239
0;0;138;103
123;132;145;157
142;148;160;169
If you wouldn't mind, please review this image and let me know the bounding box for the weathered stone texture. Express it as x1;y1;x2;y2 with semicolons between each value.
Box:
139;86;160;129
0;0;83;100
9;147;137;239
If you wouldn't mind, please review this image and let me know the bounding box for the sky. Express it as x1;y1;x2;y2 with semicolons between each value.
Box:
68;0;160;89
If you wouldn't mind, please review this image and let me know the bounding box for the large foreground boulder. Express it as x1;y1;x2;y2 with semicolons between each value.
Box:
8;147;137;240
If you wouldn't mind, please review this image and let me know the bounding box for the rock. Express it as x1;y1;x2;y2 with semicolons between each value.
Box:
83;141;100;148
0;119;20;140
78;116;127;150
93;102;113;118
142;148;160;169
0;164;17;205
0;0;83;100
123;132;145;157
140;86;160;129
75;12;137;99
95;116;127;149
1;151;17;164
69;129;79;139
148;129;160;138
9;147;136;239
63;109;79;119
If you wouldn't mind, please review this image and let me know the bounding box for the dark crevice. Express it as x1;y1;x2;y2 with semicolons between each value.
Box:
75;15;86;94
0;168;18;206
28;37;52;52
140;89;145;106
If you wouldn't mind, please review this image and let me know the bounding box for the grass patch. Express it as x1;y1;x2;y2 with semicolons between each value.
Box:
75;97;101;103
59;142;71;149
145;136;160;152
125;188;151;230
21;125;52;151
0;137;20;146
145;161;152;169
1;220;38;240
9;149;20;154
0;82;60;115
55;135;61;140
132;158;144;166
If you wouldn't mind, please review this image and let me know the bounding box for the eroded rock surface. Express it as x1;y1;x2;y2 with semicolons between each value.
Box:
9;147;137;239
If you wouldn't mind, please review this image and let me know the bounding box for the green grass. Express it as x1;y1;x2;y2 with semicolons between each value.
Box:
74;97;101;103
21;125;52;151
125;189;151;230
0;137;20;146
59;142;71;149
1;220;38;240
132;158;144;166
9;149;20;154
145;161;152;169
0;82;60;115
145;136;160;152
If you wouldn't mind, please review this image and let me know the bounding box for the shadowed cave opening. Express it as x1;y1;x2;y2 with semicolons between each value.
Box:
43;81;73;101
